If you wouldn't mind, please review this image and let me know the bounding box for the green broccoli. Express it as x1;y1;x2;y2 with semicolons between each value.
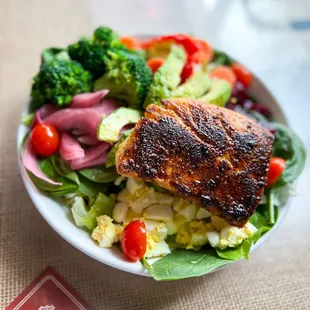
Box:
93;26;120;46
41;48;70;65
68;27;133;77
30;60;93;109
143;45;186;108
68;38;108;77
94;50;152;109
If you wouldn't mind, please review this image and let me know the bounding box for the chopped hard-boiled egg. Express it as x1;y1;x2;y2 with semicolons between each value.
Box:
113;202;128;223
196;208;211;220
144;204;173;222
177;204;198;221
91;215;122;248
126;178;145;194
112;178;259;254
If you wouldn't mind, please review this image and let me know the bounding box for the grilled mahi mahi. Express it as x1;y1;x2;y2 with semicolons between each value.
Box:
116;99;274;227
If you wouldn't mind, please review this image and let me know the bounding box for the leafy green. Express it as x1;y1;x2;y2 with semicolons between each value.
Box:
50;155;80;185
27;158;79;196
71;196;89;227
211;49;233;66
149;249;231;281
21;113;35;126
106;129;133;167
82;192;115;230
78;174;108;197
78;165;119;183
272;122;306;187
216;212;271;260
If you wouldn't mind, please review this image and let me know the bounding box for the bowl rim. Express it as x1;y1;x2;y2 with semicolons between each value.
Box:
17;35;292;278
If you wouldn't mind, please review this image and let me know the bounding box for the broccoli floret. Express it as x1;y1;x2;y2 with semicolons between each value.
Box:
41;48;70;65
94;50;152;109
143;45;186;108
93;26;120;46
68;38;108;77
30;60;93;109
68;27;133;77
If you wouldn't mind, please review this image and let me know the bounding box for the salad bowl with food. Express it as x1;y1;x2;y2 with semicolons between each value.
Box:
18;27;306;280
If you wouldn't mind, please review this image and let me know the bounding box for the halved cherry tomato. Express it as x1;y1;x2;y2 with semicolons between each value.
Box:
147;58;165;74
120;36;141;50
30;123;60;157
267;157;286;187
121;220;147;262
210;66;237;87
231;62;253;88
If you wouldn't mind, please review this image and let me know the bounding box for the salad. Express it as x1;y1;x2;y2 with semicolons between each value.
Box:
20;27;306;281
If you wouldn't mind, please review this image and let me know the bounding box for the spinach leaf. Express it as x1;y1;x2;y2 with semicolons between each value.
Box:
28;158;79;196
50;155;80;185
211;49;233;66
272;123;306;187
150;249;231;281
106;129;133;168
78;165;118;183
216;211;271;261
78;174;109;197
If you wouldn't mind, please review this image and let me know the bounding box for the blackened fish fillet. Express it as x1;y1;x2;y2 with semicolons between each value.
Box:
116;99;274;227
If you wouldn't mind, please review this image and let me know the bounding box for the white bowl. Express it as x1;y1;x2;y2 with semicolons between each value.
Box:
17;37;290;278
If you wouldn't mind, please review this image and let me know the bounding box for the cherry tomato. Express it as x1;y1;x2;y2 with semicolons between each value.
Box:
210;66;237;87
231;62;253;88
147;57;165;73
121;220;147;262
30;123;60;157
267;157;286;187
120;36;141;50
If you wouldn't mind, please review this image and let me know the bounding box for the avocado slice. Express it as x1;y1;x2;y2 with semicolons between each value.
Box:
143;45;186;108
171;72;211;99
97;107;142;143
199;79;232;106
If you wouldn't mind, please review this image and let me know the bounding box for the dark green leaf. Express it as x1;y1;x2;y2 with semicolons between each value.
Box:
78;174;109;197
150;249;231;281
272;123;306;187
50;155;80;185
78;165;118;183
216;211;271;261
211;49;233;66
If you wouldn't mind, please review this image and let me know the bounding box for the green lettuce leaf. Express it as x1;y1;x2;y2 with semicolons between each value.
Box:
82;192;115;230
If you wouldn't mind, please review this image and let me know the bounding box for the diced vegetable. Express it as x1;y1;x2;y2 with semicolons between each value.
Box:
210;66;236;87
